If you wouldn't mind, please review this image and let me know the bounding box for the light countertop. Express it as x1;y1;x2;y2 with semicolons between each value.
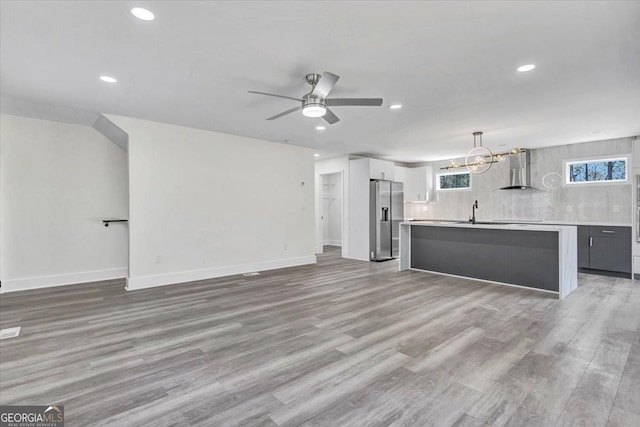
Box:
402;221;577;233
405;219;632;227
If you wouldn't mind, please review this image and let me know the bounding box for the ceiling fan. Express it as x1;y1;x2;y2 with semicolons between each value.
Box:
248;71;383;125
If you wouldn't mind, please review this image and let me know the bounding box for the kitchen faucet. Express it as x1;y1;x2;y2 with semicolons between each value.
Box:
469;200;478;224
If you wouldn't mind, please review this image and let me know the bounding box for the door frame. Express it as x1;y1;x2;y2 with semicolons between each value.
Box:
317;171;345;255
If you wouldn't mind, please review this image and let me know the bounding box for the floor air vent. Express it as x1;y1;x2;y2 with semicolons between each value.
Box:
0;327;21;340
242;272;261;277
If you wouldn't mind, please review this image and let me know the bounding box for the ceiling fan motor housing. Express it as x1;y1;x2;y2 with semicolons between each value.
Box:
302;93;326;109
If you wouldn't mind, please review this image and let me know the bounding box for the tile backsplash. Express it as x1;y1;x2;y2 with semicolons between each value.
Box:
405;137;633;224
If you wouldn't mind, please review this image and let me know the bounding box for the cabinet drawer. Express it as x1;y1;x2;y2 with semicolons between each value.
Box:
589;226;630;238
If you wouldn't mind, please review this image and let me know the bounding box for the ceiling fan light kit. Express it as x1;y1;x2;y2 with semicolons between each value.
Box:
301;94;327;118
249;71;383;125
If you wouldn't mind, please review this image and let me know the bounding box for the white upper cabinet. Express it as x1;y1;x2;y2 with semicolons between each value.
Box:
403;166;433;202
393;165;407;184
369;159;395;181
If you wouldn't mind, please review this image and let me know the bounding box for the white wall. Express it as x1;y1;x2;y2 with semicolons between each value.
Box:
315;156;349;256
348;158;371;261
413;137;634;224
106;115;316;290
0;114;129;292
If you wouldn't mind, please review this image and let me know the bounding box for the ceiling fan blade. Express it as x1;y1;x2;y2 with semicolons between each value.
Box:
266;106;301;120
312;71;340;98
322;108;340;125
326;98;384;107
248;91;302;102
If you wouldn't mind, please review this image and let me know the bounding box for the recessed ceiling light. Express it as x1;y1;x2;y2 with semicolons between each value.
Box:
131;7;155;21
315;126;326;131
314;153;320;157
99;75;117;83
517;64;536;72
390;104;402;109
591;130;601;134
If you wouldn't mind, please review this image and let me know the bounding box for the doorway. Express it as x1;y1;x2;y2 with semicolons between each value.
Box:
319;172;344;254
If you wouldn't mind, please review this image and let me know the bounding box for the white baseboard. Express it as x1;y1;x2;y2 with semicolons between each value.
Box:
126;255;317;291
345;253;370;262
1;268;128;293
323;240;342;247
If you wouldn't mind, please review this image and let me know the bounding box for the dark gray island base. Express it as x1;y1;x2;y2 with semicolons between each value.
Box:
399;222;578;299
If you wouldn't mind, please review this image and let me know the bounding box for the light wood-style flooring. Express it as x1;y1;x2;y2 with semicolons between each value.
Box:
1;246;639;426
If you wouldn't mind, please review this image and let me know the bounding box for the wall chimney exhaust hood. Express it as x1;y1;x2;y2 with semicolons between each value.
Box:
500;150;538;190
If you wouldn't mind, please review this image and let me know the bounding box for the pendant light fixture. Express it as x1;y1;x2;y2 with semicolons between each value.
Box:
439;132;525;172
465;132;493;174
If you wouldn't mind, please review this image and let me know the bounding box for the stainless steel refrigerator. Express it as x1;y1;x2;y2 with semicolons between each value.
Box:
370;180;404;261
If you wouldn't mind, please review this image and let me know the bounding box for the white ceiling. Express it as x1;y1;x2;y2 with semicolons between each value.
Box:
1;1;639;162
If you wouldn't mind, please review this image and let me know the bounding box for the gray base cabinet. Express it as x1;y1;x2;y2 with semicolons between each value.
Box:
577;226;590;269
577;226;631;275
410;226;559;292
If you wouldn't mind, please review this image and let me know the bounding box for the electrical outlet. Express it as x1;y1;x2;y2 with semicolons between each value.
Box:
284;244;288;251
566;205;573;213
613;205;620;213
155;256;162;264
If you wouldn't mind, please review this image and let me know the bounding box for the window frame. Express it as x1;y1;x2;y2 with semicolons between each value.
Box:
435;170;472;192
563;156;629;186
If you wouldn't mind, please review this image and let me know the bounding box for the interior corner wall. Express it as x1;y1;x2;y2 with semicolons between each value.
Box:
0;114;129;292
315;156;350;257
105;115;316;290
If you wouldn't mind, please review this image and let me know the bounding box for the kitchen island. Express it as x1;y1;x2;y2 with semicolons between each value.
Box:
399;221;578;299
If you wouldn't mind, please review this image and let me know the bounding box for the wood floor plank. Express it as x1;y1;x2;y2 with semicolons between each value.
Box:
387;382;482;427
269;351;409;426
519;353;590;421
606;406;640;427
406;326;486;373
466;351;555;426
612;347;640;417
459;336;536;392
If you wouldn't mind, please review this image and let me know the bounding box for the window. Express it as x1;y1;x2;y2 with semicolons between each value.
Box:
565;157;627;185
436;171;471;191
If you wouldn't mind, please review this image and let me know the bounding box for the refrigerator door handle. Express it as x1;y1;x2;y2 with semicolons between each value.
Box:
382;207;389;222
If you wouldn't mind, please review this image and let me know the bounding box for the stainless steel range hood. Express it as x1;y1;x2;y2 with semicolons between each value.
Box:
500;150;537;190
